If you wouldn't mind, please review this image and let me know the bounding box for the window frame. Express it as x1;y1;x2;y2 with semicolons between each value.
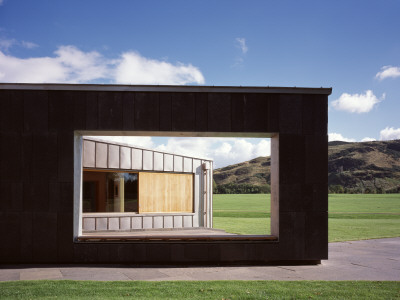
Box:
74;131;274;241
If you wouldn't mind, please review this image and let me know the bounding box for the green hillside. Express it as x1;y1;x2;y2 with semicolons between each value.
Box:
213;139;400;194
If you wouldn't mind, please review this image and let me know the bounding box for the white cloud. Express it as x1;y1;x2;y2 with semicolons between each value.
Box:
328;133;356;142
0;45;205;85
235;38;248;54
380;127;400;140
361;137;376;142
254;139;271;157
0;38;38;51
375;65;400;80
331;90;384;113
0;0;3;6
114;51;205;85
156;137;214;159
21;41;38;49
232;38;248;68
0;46;108;83
154;137;270;168
0;38;16;51
55;46;109;82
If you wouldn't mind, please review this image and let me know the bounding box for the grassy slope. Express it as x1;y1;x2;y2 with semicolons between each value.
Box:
213;194;400;242
214;140;400;193
1;281;399;299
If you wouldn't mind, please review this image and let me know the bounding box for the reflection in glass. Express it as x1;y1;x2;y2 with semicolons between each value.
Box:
82;171;138;213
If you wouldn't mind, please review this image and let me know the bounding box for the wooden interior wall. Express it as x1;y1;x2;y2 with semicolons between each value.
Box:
138;172;193;213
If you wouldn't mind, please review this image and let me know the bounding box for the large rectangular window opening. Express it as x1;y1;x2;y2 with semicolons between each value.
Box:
74;132;276;241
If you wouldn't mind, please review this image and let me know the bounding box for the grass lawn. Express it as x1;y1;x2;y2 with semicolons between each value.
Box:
1;280;399;299
213;193;400;242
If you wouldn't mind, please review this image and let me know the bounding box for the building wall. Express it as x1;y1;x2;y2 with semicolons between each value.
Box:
0;85;329;264
81;138;212;231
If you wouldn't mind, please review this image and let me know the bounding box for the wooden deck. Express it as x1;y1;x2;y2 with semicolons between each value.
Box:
78;228;278;242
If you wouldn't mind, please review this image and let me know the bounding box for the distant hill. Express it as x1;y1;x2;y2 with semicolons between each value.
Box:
213;139;400;193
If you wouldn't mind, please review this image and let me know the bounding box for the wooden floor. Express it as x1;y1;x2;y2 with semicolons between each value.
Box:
78;228;278;242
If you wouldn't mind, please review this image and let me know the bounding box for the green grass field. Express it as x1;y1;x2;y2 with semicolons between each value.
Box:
213;193;400;242
1;280;399;299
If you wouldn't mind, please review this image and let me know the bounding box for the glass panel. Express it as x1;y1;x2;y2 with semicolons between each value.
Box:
124;173;139;212
83;171;138;213
82;181;96;212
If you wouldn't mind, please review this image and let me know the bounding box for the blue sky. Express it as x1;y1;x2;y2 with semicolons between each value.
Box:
1;0;399;167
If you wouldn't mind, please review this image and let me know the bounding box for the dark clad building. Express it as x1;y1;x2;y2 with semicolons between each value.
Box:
0;83;331;264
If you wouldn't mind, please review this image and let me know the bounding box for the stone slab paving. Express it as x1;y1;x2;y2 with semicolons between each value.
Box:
0;238;399;281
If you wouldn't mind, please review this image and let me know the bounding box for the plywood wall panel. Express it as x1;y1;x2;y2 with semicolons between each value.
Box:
208;93;231;132
83;140;95;168
0;90;24;133
21;133;33;183
49;91;86;132
32;133;58;180
134;92;159;130
23;91;48;133
20;212;33;262
164;154;173;171
139;172;193;213
57;133;74;182
192;159;202;227
108;145;119;168
85;92;98;130
122;92;135;130
183;157;192;173
0;181;23;212
131;148;143;170
23;181;49;212
95;142;108;168
243;94;269;132
142;150;153;170
120;146;131;169
305;135;328;185
302;95;328;136
305;211;328;259
0;133;22;180
154;152;164;171
231;93;244;132
174;156;183;172
0;212;21;262
279;94;302;134
98;92;123;130
48;182;60;213
57;212;74;261
159;93;172;131
59;182;74;213
195;93;208;131
172;93;195;131
32;212;58;262
267;94;280;132
279;134;305;185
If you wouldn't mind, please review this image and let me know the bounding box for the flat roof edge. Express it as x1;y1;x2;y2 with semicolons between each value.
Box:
0;83;332;95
